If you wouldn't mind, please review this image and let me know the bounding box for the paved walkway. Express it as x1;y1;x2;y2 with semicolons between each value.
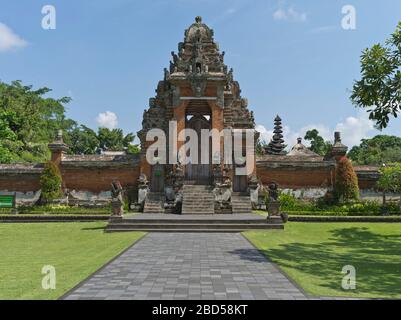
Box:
63;233;307;300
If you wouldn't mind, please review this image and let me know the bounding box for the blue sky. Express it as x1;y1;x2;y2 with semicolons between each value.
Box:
1;0;401;148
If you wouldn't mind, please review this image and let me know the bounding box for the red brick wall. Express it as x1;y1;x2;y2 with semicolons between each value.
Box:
357;179;377;190
0;174;41;192
256;166;334;188
61;166;140;193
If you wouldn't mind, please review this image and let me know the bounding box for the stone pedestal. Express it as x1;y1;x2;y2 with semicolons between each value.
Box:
111;200;124;217
268;200;280;216
267;200;283;224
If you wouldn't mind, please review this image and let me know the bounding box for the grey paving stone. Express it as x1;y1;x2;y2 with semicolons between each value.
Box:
63;233;307;300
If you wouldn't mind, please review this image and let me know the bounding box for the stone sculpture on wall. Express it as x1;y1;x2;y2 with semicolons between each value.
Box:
135;173;149;212
213;164;232;213
111;180;124;216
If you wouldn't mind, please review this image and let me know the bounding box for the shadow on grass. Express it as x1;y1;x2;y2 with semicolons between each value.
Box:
241;227;401;297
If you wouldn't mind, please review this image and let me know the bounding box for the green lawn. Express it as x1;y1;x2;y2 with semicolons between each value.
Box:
0;222;145;300
244;223;401;299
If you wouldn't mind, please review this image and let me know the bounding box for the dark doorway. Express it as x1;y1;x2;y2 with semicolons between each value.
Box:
184;101;212;185
150;163;164;192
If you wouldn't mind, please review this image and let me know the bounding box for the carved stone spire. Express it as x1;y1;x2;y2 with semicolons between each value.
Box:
267;115;286;155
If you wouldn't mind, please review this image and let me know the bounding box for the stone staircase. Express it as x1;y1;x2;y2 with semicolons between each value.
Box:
181;185;215;214
143;192;164;214
106;214;284;232
231;192;252;214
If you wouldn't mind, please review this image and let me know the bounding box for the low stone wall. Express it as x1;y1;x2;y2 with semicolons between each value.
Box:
280;187;329;200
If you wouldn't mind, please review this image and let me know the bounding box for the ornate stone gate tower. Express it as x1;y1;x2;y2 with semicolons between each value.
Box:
137;17;257;214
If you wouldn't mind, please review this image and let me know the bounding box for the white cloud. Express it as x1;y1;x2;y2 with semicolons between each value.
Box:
335;112;374;147
96;111;118;129
257;112;375;150
0;22;28;52
273;7;307;22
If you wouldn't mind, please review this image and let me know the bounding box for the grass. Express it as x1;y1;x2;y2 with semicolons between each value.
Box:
244;223;401;299
0;222;145;300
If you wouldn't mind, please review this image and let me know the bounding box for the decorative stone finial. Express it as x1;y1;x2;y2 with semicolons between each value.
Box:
195;16;202;23
325;131;347;161
334;131;341;144
48;129;69;164
56;129;63;143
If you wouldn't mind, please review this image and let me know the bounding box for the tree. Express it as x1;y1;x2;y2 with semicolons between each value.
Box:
304;129;332;156
0;80;75;163
65;125;99;155
256;138;269;156
377;163;401;208
40;161;63;201
97;128;136;152
347;135;401;165
351;22;401;129
335;156;360;203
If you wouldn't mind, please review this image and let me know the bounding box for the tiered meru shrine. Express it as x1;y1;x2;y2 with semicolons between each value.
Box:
0;17;380;212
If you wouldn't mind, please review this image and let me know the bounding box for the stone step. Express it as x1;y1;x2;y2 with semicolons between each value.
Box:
120;218;269;224
106;227;283;233
182;183;215;215
231;194;252;214
143;192;165;214
107;223;281;230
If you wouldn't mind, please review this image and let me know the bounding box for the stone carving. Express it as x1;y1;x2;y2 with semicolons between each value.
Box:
136;173;149;212
267;182;287;223
189;74;207;97
213;164;232;212
216;86;224;108
248;175;259;209
268;182;279;201
171;85;181;107
111;180;124;216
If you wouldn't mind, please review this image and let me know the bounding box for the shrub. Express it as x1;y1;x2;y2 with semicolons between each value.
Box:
40;161;63;201
335;156;359;203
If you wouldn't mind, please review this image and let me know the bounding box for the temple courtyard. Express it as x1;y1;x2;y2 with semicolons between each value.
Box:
1;221;401;300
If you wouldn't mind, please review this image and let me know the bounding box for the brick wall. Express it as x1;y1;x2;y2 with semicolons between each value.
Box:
256;166;334;188
0;173;41;192
61;166;140;193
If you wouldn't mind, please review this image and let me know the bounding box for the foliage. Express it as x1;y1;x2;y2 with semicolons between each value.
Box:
351;22;401;129
304;129;332;156
278;192;400;215
377;163;401;194
256;137;269;156
334;156;360;202
97;127;135;152
40;162;63;201
65;125;99;155
0;204;110;214
348;135;401;165
0;80;75;163
0;80;140;163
